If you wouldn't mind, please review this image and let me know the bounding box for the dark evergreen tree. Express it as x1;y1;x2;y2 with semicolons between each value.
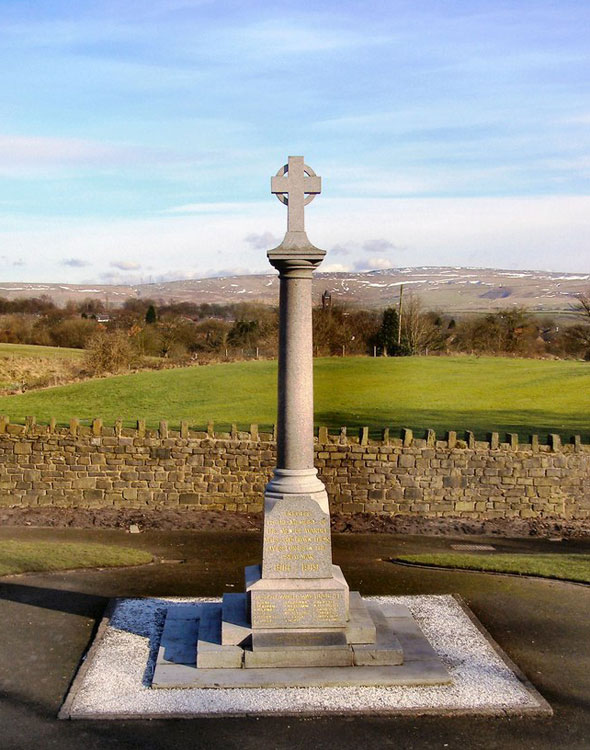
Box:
145;305;157;325
377;307;404;356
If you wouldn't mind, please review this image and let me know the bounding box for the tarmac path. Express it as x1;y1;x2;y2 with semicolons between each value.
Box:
0;528;589;750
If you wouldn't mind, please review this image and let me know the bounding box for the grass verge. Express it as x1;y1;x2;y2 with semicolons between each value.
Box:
0;540;153;576
391;553;590;584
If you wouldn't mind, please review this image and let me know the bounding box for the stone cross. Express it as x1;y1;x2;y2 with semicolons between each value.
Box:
247;154;351;634
271;156;321;233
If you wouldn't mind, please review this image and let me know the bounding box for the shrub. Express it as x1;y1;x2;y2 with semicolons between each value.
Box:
84;329;137;375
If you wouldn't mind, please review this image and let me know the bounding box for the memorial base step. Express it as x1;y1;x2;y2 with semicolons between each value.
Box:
153;600;449;688
245;563;350;629
221;591;377;648
196;604;243;669
351;603;403;666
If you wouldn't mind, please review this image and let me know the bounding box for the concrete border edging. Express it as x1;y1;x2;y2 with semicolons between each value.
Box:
451;594;553;717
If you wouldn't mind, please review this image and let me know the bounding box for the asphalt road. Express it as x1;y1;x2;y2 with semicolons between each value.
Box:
0;528;589;750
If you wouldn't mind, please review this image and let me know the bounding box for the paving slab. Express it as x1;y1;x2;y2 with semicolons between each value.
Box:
156;615;199;667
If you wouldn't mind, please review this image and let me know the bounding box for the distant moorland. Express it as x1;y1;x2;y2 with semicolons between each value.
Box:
1;266;589;314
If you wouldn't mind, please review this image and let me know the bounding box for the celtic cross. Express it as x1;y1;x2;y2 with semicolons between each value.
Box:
271;156;321;233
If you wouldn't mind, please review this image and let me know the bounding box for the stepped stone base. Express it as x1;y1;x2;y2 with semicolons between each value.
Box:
152;597;449;688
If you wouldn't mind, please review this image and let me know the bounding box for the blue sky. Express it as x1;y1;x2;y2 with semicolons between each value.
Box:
0;0;589;283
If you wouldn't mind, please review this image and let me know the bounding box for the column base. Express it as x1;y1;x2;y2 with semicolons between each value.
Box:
264;468;328;512
246;563;350;629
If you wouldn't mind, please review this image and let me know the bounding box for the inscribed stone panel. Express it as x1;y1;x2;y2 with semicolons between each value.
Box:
262;495;332;579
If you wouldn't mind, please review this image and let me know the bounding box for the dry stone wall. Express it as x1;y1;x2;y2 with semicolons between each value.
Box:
0;417;589;519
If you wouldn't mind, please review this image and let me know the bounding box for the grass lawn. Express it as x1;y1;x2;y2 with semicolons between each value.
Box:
0;540;152;576
391;552;590;584
0;343;84;360
0;355;588;440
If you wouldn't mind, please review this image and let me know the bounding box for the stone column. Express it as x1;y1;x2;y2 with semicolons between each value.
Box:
264;255;328;509
276;260;315;470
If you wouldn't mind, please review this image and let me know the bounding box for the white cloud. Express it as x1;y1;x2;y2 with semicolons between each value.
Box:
0;134;149;171
162;201;264;215
322;263;351;273
361;239;398;255
110;260;141;271
223;19;388;57
98;271;136;285
556;113;590;125
355;257;393;271
244;231;280;250
330;244;351;256
61;257;91;268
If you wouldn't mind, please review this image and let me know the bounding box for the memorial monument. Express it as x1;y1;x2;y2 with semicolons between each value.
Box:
152;158;449;688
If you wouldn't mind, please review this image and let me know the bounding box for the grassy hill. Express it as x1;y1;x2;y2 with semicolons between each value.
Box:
0;356;588;442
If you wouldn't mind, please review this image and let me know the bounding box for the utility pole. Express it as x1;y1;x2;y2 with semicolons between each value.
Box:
397;283;404;348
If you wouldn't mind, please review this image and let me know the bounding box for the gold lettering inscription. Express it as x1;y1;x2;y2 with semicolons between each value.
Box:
252;591;343;626
263;498;334;578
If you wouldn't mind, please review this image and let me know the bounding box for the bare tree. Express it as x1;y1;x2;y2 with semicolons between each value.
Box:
573;293;590;322
401;294;442;354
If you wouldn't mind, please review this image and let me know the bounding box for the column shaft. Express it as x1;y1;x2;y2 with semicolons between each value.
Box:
276;267;314;470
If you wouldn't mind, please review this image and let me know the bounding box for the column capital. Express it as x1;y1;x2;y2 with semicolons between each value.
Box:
268;231;325;268
267;234;326;277
268;255;323;278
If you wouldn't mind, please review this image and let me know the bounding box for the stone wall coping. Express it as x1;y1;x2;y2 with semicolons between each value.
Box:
0;415;587;453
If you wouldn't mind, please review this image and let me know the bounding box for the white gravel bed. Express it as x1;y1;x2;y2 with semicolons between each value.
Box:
64;595;547;718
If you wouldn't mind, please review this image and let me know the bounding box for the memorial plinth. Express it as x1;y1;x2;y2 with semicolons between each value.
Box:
152;157;450;687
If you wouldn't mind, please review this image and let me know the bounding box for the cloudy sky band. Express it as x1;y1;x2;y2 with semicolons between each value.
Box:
0;0;588;280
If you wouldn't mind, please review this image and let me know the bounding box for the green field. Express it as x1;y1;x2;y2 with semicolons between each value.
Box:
0;355;588;440
0;343;84;360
